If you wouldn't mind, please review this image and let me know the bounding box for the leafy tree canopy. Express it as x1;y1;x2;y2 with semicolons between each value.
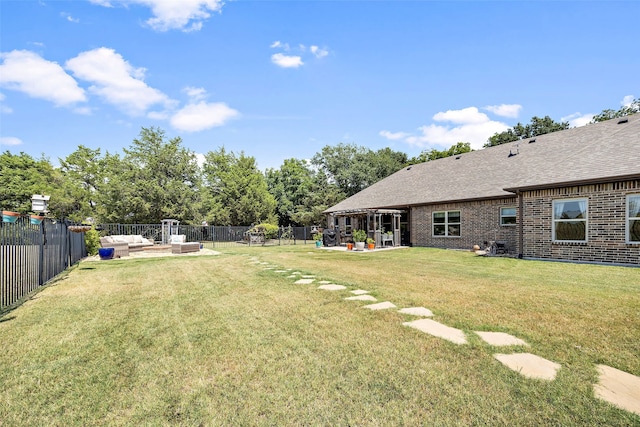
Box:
591;98;639;123
408;142;472;164
484;116;569;148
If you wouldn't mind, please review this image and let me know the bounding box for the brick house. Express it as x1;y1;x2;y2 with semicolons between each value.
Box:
325;115;640;265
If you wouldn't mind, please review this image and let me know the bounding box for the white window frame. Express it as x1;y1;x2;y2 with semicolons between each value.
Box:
552;198;588;243
500;207;517;226
627;194;640;244
432;210;461;237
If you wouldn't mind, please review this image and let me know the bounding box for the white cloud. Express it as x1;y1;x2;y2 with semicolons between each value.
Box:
484;104;522;118
62;12;80;23
0;50;87;106
386;106;510;150
91;0;224;32
310;45;329;59
66;47;171;116
271;53;303;68
183;86;208;101
0;93;12;113
433;107;491;125
270;41;282;48
622;94;635;107
379;130;409;140
0;136;23;146
561;112;594;128
170;101;238;132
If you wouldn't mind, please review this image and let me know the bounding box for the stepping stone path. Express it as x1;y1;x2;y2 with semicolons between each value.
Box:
475;331;529;347
345;295;377;302
318;284;347;291
403;318;467;345
399;307;433;317
493;353;561;381
364;301;396;311
251;259;640;417
594;365;640;416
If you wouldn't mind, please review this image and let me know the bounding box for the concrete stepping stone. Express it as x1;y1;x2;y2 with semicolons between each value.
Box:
260;262;269;265
399;307;433;317
301;275;315;278
286;275;297;279
475;331;529;347
274;270;288;273
290;271;301;275
364;301;396;310
318;280;331;284
493;353;560;381
345;295;377;302
403;319;467;345
318;284;347;291
294;278;315;285
594;365;640;416
350;290;370;295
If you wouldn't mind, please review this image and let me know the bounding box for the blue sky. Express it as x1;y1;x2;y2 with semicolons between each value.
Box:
1;1;638;170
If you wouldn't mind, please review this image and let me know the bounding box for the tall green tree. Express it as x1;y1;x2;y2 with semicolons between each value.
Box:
0;151;60;214
408;142;472;164
202;148;276;225
311;143;407;197
266;158;314;226
484;116;569;147
97;127;201;224
59;145;104;222
592;98;639;123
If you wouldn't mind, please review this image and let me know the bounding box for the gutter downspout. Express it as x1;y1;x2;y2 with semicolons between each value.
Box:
518;190;524;259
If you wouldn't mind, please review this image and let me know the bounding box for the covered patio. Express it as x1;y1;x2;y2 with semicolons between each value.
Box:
327;208;406;248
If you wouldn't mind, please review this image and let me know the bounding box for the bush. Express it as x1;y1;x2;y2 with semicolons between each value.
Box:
249;223;279;239
85;229;101;256
352;229;367;242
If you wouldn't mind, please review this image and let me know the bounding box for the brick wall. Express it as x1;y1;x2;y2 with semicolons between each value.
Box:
411;198;519;253
521;180;640;265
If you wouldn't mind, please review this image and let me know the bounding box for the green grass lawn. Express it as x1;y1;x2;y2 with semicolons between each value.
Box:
1;246;638;426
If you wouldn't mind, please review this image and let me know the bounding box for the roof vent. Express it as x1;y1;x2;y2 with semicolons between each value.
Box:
618;118;629;124
406;167;411;171
528;138;536;143
455;156;461;160
508;143;520;157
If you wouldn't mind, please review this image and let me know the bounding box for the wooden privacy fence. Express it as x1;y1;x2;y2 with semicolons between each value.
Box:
98;224;316;247
1;217;86;310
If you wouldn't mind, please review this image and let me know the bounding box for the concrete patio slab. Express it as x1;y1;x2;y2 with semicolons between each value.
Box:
318;284;347;291
294;278;315;285
350;290;370;295
475;331;529;347
399;307;433;317
345;295;377;302
493;353;560;380
594;365;640;416
363;301;397;310
403;319;467;345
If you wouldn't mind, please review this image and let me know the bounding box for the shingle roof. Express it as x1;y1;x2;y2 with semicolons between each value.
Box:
325;115;640;213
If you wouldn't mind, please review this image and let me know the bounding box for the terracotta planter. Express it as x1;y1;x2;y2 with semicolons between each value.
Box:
367;243;375;250
30;215;43;225
2;211;20;223
346;243;353;251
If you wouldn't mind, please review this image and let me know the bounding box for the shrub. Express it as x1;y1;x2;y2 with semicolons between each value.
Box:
85;229;101;256
352;229;367;242
250;223;279;239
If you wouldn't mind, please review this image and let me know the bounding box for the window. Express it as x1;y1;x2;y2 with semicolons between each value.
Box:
553;198;588;242
500;207;517;226
627;195;640;243
433;211;460;237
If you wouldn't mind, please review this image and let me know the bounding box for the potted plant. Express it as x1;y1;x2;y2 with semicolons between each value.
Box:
352;229;367;251
2;211;21;223
366;237;375;250
313;232;323;248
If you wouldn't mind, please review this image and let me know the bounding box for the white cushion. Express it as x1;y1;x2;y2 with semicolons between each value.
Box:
170;234;186;243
